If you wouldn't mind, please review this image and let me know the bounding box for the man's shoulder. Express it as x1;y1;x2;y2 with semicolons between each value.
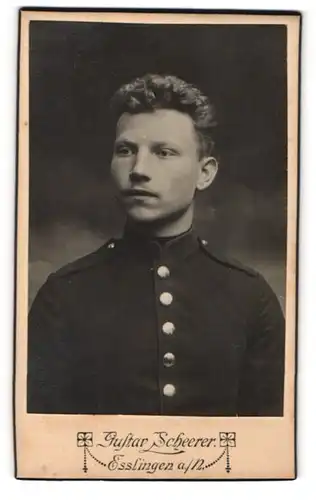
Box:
199;241;279;307
199;240;259;279
51;238;118;281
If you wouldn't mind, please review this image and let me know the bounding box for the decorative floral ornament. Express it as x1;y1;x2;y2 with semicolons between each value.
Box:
77;432;93;448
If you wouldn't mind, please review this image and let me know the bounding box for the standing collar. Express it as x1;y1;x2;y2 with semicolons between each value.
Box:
120;227;201;264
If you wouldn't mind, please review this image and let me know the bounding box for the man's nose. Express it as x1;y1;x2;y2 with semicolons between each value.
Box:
129;149;150;181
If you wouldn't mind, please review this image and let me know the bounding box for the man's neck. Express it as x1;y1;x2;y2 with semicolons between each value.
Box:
125;206;194;238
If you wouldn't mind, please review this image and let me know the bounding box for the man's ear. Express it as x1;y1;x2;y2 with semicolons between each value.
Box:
196;157;218;191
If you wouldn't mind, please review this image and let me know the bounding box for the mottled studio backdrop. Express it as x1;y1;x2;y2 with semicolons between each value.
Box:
29;21;287;308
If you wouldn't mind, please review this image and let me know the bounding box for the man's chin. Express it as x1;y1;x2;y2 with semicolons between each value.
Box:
125;207;163;224
125;204;192;230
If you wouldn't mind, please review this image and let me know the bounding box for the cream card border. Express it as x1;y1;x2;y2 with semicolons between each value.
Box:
15;10;300;479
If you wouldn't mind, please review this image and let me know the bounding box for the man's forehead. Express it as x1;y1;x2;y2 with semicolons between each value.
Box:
115;109;196;143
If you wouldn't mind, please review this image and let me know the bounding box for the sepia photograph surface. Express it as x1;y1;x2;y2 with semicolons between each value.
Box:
15;9;300;479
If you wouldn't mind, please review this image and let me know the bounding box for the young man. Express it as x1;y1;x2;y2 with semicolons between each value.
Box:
28;74;285;416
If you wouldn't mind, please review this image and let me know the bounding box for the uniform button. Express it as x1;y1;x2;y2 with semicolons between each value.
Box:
201;239;208;246
108;242;115;249
159;292;173;306
162;322;175;335
163;352;175;367
163;384;176;397
157;265;170;279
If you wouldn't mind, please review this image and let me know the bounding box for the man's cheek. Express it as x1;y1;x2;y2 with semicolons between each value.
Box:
111;167;127;188
170;175;195;198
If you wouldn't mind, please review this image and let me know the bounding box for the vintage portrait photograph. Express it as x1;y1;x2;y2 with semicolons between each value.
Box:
15;9;300;479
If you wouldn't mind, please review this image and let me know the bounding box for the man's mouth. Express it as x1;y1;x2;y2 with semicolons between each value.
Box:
122;188;158;198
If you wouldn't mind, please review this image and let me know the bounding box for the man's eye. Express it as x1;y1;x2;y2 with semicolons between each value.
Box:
115;145;133;156
155;148;178;158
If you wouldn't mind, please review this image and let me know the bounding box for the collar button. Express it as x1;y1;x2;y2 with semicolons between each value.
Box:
157;265;170;278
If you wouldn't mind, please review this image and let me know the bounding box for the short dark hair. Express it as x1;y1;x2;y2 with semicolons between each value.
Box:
109;74;217;158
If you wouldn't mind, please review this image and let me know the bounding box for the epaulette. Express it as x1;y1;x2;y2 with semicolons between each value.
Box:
52;238;118;279
198;238;259;278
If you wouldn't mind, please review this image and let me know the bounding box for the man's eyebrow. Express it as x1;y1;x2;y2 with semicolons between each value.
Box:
151;141;181;148
114;138;136;145
114;138;182;149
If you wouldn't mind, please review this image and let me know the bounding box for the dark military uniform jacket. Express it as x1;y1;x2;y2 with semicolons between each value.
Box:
28;230;285;416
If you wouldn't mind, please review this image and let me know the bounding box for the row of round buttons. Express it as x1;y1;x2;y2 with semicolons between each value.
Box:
158;267;173;309
157;265;176;397
157;266;175;336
